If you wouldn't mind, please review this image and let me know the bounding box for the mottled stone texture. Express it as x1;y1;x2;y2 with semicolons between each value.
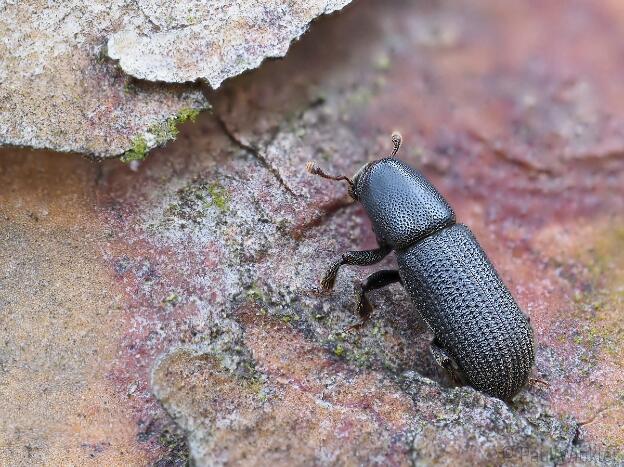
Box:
107;0;352;87
0;0;350;157
2;0;624;465
0;0;208;158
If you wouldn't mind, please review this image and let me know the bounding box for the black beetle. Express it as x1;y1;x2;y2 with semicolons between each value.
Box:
307;134;535;401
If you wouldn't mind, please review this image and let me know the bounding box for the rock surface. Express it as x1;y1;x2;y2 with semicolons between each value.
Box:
107;0;352;88
0;0;351;158
2;0;624;465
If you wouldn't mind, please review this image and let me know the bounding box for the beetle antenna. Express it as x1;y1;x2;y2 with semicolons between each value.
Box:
390;132;402;157
306;161;354;187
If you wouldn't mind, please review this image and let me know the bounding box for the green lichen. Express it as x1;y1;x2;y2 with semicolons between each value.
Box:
155;428;189;465
163;292;180;306
334;331;347;341
348;86;374;107
334;344;345;357
120;136;148;163
123;80;137;95
353;348;373;367
280;313;299;324
95;47;108;64
246;283;265;302
149;122;173;145
176;108;201;124
207;183;230;212
572;226;624;361
164;179;230;225
247;377;267;401
121;108;202;163
372;52;391;71
149;108;201;145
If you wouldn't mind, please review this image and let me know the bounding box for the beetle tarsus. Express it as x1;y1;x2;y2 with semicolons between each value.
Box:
355;292;373;321
320;261;341;292
345;296;372;332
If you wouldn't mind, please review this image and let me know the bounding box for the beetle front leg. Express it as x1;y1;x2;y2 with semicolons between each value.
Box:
321;244;392;291
349;269;402;331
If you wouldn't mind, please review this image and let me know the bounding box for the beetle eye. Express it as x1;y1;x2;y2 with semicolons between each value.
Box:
351;162;372;193
347;183;357;200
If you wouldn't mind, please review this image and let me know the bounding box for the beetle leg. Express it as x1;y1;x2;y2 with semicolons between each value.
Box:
528;377;549;388
321;244;392;291
430;337;465;385
348;270;402;331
